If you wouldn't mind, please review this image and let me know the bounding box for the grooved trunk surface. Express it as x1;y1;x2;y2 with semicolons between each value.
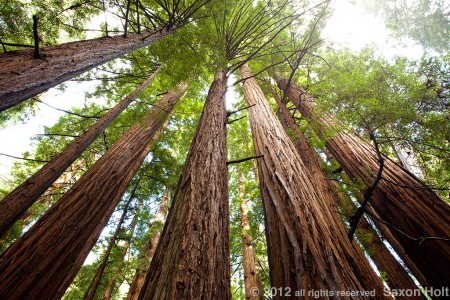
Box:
85;179;143;300
275;95;422;298
102;239;133;300
242;65;386;299
127;189;170;300
276;75;450;291
0;29;171;112
138;71;230;300
239;173;263;300
0;68;160;237
356;218;423;298
0;84;186;300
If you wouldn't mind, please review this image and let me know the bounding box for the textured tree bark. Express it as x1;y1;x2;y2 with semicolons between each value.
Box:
275;74;450;291
355;218;425;299
102;208;140;300
0;83;186;300
274;92;423;298
238;173;263;300
0;28;172;112
127;189;170;300
0;67;160;237
138;70;230;300
84;175;143;300
389;143;424;179
17;160;85;224
242;65;386;299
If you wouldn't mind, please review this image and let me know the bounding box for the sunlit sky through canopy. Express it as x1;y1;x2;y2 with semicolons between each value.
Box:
0;0;424;178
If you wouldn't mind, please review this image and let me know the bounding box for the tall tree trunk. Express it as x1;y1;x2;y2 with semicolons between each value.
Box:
0;29;172;112
241;64;386;298
273;91;424;298
0;67;160;237
0;83;187;300
389;142;424;179
138;70;230;299
127;189;170;300
102;189;144;300
84;174;143;300
102;210;140;300
275;74;450;291
17;160;85;224
238;173;263;300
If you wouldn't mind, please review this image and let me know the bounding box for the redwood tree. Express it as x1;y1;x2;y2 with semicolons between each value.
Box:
273;90;424;298
238;172;263;300
0;29;172;112
127;189;171;300
102;201;141;300
84;173;144;300
241;64;386;297
275;74;450;290
0;67;160;237
138;70;231;299
0;83;187;299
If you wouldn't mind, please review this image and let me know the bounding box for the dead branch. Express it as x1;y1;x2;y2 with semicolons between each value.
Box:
37;133;80;138
33;15;41;59
227;155;264;165
227;104;255;117
135;0;140;33
124;0;132;36
366;210;450;246
382;176;450;191
348;133;384;241
37;100;107;119
227;115;246;124
0;153;49;163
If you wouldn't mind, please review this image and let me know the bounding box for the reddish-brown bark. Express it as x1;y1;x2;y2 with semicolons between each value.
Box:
0;29;172;112
84;175;143;300
17;160;85;225
0;68;160;237
138;70;230;299
102;205;140;300
127;189;170;300
0;83;186;299
242;64;386;298
238;173;263;300
274;91;424;298
275;74;450;291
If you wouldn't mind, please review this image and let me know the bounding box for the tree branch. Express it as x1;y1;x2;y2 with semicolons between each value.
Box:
382;176;449;191
348;133;384;241
0;153;49;163
366;210;450;246
37;100;107;119
227;104;255;117
33;15;41;59
227;115;246;124
227;155;264;165
37;133;80;138
124;0;132;37
0;41;34;48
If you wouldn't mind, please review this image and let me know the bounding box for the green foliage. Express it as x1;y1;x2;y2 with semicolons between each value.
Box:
0;98;39;128
355;0;450;53
379;271;389;283
227;98;270;298
355;229;376;257
0;0;100;48
308;48;449;189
